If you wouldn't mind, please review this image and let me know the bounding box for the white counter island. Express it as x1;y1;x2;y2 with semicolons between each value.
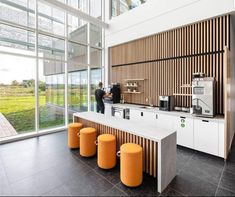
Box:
73;112;176;193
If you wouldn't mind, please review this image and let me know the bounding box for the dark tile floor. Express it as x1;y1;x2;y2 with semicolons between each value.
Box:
0;131;235;196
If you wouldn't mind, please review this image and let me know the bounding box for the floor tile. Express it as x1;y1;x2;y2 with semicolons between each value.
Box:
42;185;71;196
63;170;113;196
183;155;223;185
74;152;98;169
52;158;92;183
101;186;127;196
192;151;225;169
160;186;186;196
216;187;235;196
176;146;195;173
116;174;159;196
219;170;235;193
94;162;121;185
169;171;217;196
10;168;63;196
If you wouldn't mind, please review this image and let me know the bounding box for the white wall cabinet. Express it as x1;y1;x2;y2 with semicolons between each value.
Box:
173;116;194;149
194;119;219;156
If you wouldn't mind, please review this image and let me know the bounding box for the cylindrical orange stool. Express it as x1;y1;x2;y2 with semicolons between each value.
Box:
119;143;143;187
80;127;97;157
97;134;116;169
68;123;83;149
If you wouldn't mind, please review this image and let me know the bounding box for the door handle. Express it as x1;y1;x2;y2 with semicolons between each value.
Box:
202;120;209;122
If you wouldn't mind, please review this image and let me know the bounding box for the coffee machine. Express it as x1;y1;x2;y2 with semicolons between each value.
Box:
192;76;215;117
104;83;121;104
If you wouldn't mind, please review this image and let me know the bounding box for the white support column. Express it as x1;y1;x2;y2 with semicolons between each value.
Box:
87;0;91;112
102;0;106;86
35;0;39;132
64;0;69;125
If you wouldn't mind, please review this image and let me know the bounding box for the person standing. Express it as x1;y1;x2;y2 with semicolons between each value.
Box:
95;82;109;114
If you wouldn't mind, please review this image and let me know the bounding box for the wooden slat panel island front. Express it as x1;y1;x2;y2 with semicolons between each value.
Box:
73;112;176;193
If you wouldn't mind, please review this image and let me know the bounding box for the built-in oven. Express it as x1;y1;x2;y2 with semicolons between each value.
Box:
111;107;130;119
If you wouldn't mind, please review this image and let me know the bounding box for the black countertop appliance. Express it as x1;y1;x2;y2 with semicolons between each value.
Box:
104;83;121;104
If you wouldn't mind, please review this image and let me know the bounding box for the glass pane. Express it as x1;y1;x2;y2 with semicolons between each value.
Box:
0;0;35;28
68;69;88;123
68;42;87;68
90;24;102;47
90;0;101;19
90;47;102;67
90;68;102;112
68;16;87;44
38;59;65;130
0;24;35;55
38;34;65;61
68;0;88;13
111;0;147;17
38;2;65;36
0;54;36;138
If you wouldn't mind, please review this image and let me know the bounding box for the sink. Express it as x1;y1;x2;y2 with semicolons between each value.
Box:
139;106;155;109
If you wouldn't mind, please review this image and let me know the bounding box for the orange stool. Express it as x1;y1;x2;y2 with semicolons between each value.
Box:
119;143;143;187
80;127;97;157
97;134;116;169
68;123;83;149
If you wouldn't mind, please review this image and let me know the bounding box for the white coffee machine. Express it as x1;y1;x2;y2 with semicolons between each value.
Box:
192;76;215;117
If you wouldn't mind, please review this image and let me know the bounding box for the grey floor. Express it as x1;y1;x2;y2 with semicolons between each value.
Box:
0;131;235;196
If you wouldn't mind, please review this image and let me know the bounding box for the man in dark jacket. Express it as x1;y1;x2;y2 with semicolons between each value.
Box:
95;82;109;114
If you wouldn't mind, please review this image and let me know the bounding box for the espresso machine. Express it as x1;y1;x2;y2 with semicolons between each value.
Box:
192;75;215;117
104;83;121;104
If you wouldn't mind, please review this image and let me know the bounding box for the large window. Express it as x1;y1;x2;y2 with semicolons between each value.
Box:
0;0;103;140
111;0;147;17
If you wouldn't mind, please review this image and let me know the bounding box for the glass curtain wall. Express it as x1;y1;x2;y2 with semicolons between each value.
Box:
0;0;103;139
111;0;147;17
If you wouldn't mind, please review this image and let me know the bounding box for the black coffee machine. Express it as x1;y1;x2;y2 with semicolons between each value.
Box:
104;83;121;104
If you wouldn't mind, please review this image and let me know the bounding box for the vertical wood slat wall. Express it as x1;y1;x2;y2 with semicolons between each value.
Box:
78;118;158;178
110;15;230;115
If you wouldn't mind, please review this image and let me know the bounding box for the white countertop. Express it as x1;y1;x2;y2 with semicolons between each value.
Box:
108;103;224;123
74;112;176;142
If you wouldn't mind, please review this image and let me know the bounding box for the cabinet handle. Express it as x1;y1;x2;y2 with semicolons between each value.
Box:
141;112;144;116
180;116;186;119
156;114;158;119
202;120;209;122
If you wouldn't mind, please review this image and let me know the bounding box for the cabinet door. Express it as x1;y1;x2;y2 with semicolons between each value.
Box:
142;111;157;125
174;116;194;149
218;122;225;158
157;113;174;130
130;109;143;121
194;119;219;156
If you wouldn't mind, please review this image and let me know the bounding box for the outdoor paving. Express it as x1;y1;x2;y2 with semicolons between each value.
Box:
0;113;17;138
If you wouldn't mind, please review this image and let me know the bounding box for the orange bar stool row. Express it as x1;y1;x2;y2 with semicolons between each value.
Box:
68;123;143;187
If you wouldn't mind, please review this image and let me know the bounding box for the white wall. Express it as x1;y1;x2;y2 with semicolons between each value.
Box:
104;0;235;84
105;0;235;47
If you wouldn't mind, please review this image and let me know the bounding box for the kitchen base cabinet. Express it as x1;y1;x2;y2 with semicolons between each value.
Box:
173;116;194;149
194;119;219;156
219;122;225;158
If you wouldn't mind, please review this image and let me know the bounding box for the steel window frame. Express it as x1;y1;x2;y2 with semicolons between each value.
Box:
0;0;104;143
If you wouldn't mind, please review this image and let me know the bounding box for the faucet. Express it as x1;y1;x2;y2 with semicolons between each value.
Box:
145;97;153;107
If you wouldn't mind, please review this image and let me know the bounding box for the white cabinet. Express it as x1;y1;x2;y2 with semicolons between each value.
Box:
156;113;174;130
129;109;143;121
218;122;225;158
173;116;194;149
194;119;219;156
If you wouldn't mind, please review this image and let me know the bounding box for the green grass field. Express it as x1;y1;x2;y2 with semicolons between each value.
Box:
0;85;95;134
0;86;65;133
